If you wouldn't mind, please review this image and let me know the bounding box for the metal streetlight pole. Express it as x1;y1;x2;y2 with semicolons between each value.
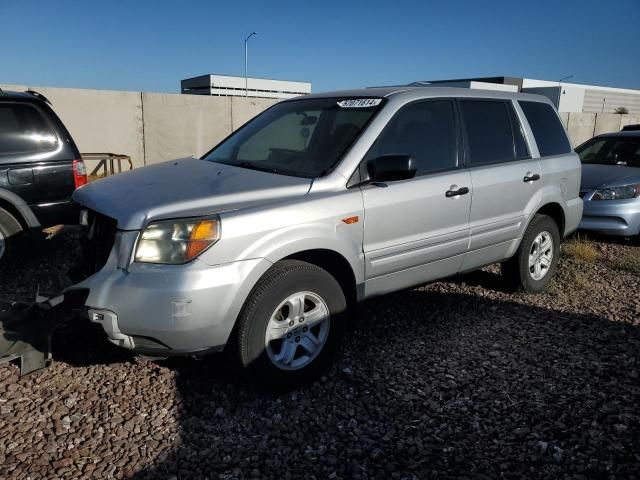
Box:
244;32;258;97
557;75;573;110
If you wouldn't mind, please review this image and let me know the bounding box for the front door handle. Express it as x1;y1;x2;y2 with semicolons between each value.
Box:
445;186;470;198
523;173;541;183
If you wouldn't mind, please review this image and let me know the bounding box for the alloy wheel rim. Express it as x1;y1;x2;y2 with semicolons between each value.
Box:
264;291;330;371
528;231;554;281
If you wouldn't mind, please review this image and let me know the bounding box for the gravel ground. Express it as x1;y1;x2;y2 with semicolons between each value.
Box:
1;231;639;479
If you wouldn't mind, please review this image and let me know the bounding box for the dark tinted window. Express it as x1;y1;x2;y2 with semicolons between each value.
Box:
0;103;58;154
460;100;515;165
509;104;530;158
366;100;457;175
519;101;572;157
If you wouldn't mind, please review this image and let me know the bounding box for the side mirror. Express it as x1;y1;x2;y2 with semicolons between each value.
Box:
367;154;416;182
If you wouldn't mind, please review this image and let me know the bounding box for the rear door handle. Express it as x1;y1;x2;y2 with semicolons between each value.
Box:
523;173;540;183
445;186;470;198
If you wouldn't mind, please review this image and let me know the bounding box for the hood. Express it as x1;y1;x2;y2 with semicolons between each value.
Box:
73;157;312;230
581;164;640;190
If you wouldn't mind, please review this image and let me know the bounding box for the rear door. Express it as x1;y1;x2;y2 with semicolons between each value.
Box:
458;99;541;270
0;101;78;219
361;99;472;297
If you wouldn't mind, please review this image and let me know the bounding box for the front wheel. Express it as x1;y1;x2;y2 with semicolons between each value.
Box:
502;214;560;293
235;260;347;387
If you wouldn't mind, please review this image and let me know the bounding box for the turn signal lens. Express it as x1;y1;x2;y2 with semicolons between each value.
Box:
186;219;220;260
341;216;359;224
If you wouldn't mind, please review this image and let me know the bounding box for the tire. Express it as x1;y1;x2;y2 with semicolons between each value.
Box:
0;207;23;265
235;260;348;388
501;214;560;293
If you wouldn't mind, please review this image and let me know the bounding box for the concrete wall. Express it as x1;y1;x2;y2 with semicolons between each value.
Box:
1;83;278;168
2;84;146;168
2;83;638;165
593;113;623;137
565;112;596;147
566;111;637;147
142;93;232;164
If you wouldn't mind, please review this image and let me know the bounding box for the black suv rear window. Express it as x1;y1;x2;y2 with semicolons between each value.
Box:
0;103;58;154
519;101;572;157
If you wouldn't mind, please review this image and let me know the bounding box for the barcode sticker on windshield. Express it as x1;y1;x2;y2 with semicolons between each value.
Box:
337;98;382;108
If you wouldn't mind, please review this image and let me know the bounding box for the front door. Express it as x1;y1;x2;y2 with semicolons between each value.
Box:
360;99;472;297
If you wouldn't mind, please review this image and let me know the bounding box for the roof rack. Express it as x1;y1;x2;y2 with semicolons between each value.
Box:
25;90;52;105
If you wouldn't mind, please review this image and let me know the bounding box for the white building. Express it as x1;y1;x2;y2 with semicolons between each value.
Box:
418;77;640;114
181;74;311;99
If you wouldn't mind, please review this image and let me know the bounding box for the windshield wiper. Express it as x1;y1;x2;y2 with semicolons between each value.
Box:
215;160;311;178
238;161;282;175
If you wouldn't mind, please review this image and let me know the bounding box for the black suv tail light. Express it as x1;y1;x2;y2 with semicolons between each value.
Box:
73;159;88;188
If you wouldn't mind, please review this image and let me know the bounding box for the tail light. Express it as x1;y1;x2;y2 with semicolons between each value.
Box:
73;159;88;188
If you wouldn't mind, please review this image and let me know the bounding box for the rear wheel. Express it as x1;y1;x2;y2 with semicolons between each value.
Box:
0;207;23;265
235;260;347;387
502;214;560;293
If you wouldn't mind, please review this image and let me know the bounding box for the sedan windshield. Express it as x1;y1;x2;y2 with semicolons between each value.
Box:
577;136;640;167
203;98;383;178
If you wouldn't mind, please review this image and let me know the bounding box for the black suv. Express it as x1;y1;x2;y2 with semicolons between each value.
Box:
0;89;86;262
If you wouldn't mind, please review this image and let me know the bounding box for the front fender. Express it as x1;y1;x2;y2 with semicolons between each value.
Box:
200;190;366;283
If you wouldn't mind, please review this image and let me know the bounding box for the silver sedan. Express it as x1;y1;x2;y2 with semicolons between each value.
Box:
577;130;640;237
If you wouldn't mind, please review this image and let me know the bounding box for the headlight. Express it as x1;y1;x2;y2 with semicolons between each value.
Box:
134;216;220;264
592;184;640;201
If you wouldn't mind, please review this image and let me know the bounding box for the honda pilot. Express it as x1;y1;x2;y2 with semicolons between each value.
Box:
70;87;583;385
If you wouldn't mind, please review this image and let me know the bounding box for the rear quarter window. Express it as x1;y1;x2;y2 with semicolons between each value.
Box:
0;102;58;155
519;101;572;157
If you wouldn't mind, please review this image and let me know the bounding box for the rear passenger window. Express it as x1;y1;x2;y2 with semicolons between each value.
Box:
0;103;58;154
366;100;457;176
519;101;572;156
460;100;515;165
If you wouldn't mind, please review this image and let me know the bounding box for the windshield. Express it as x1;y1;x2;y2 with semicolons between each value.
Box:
203;97;383;178
577;136;640;167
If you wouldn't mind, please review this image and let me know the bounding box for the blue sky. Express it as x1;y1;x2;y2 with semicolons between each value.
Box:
1;0;639;93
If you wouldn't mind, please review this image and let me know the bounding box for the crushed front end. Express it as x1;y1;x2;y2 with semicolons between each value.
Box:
68;208;265;357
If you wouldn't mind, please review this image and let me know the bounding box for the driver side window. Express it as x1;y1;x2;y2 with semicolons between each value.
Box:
364;100;458;177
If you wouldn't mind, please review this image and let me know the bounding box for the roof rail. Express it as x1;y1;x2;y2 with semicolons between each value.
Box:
25;90;52;105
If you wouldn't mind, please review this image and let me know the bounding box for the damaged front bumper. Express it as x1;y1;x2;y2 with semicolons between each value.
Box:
69;216;271;356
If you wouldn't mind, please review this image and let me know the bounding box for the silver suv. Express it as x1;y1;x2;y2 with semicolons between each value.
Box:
71;87;582;385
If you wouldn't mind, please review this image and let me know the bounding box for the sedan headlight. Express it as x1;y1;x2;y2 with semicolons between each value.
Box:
592;184;640;201
134;216;220;264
